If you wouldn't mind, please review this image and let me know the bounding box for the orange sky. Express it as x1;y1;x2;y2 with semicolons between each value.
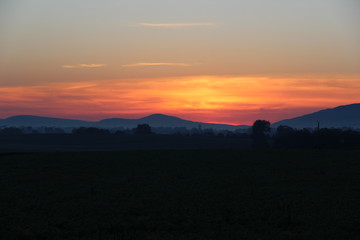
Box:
0;75;359;125
0;1;359;124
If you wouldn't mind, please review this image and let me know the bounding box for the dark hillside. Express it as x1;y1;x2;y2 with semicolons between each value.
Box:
273;103;360;129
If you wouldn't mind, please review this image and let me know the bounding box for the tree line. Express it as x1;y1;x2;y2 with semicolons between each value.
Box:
252;120;360;149
1;121;360;149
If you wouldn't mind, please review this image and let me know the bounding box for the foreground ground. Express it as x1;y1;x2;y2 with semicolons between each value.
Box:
0;150;359;239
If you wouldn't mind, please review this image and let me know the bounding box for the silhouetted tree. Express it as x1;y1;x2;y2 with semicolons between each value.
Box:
276;125;294;137
0;127;23;135
274;127;360;149
252;120;271;148
288;129;313;148
72;127;110;135
252;120;271;135
114;130;126;135
133;124;152;134
315;128;344;149
274;125;295;148
341;130;360;148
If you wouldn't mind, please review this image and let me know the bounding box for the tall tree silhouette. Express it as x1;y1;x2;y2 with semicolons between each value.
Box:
252;120;271;149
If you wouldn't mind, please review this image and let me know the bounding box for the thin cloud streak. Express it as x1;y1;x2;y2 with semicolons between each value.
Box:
62;64;107;69
138;22;215;27
122;62;191;67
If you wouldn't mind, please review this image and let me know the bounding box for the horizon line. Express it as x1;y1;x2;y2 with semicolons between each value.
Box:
0;113;246;126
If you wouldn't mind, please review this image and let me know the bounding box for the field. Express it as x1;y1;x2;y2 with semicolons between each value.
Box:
1;150;360;239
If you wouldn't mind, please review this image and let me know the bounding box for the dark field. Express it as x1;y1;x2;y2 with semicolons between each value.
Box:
1;150;360;239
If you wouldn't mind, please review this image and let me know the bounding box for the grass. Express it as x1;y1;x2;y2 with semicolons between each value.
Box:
0;150;359;239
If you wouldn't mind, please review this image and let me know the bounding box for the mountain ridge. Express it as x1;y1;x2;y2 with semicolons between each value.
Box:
1;103;359;130
0;114;248;130
272;103;360;129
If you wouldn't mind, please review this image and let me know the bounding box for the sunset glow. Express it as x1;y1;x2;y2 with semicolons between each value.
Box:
1;0;359;125
0;75;358;125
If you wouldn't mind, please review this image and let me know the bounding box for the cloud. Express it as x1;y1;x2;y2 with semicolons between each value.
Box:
122;62;191;67
1;76;359;124
138;22;215;27
62;64;107;69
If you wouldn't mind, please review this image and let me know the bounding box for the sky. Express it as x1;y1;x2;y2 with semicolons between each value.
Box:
0;0;359;125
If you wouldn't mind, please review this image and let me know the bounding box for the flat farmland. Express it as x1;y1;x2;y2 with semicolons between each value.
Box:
1;150;359;239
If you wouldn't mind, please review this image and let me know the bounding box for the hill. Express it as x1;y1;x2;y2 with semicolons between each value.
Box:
0;115;92;128
272;103;360;129
0;114;248;131
96;114;248;130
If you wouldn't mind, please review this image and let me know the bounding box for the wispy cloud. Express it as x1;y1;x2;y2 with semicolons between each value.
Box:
122;62;191;67
1;76;359;124
62;64;107;69
0;76;360;124
138;22;215;28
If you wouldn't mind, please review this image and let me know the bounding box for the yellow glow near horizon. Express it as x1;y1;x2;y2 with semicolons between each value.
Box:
0;75;359;124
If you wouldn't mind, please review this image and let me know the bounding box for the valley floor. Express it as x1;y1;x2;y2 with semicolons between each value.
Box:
1;150;359;239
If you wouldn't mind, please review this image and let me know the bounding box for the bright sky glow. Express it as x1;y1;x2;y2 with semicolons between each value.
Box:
0;0;359;124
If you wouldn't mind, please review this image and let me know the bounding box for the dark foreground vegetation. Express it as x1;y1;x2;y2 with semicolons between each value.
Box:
1;150;360;239
0;134;250;152
1;122;360;152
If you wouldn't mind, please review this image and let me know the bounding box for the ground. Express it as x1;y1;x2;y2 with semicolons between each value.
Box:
1;150;359;239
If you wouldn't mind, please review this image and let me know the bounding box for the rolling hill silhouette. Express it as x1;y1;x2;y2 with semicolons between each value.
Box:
96;114;189;128
1;104;359;130
272;103;360;129
96;114;248;130
0;114;247;130
0;115;92;128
